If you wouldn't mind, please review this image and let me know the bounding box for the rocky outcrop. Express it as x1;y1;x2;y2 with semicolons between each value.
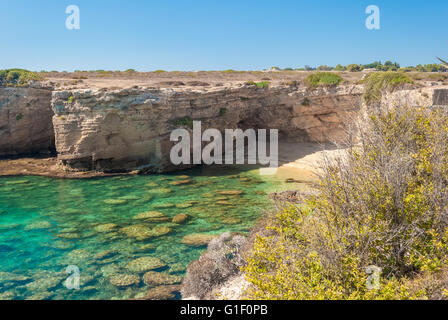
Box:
380;86;448;109
2;82;447;174
0;87;54;156
181;232;248;300
51;85;363;172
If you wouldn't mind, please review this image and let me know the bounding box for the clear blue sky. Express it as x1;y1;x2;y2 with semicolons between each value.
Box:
1;0;447;71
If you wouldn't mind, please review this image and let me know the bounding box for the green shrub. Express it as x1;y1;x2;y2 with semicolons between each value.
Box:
171;116;193;128
244;105;448;300
305;72;343;89
15;113;23;121
67;96;75;104
246;81;270;88
219;108;227;116
0;69;42;86
333;64;347;71
363;72;414;104
317;65;332;71
255;81;270;89
347;64;363;72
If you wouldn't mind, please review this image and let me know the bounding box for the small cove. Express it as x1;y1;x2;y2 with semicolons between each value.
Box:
0;165;295;300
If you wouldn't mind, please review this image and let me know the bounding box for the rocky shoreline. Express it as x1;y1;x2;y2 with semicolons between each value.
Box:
0;156;137;179
179;187;309;300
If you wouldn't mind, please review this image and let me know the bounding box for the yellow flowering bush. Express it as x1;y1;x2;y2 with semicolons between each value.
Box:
244;105;448;300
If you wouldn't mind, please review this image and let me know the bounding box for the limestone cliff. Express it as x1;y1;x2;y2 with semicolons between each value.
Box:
0;86;54;156
2;81;447;174
51;85;363;172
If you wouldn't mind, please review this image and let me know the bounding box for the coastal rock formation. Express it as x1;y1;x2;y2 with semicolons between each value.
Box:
0;86;54;156
3;80;447;174
380;86;448;108
181;232;247;299
50;85;363;172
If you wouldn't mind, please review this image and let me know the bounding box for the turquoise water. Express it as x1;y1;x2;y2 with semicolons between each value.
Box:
0;166;281;300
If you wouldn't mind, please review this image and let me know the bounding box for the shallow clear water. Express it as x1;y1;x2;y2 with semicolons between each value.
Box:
0;166;281;300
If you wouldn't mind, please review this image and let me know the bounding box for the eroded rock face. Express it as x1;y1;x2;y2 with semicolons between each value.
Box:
0;87;54;156
380;86;448;109
51;85;363;172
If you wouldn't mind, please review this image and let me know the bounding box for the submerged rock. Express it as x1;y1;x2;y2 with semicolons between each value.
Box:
169;263;186;274
58;227;79;233
56;232;82;239
49;241;75;250
133;211;170;223
95;250;118;260
55;232;81;239
126;257;167;273
24;221;52;231
181;234;217;247
201;193;214;198
120;224;154;241
145;182;158;187
103;199;128;205
94;223;118;233
5;180;30;185
147;188;172;194
169;180;192;186
26;291;53;300
216;190;243;196
26;276;62;292
0;291;15;300
172;214;189;224
136;243;156;253
0;272;31;287
143;285;181;300
100;264;120;278
134;211;165;220
109;274;140;288
149;226;172;237
66;249;91;264
175;202;193;209
62;208;83;214
216;201;234;206
142;271;182;286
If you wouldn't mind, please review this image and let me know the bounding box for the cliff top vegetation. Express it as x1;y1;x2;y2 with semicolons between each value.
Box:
0;69;42;87
244;104;448;300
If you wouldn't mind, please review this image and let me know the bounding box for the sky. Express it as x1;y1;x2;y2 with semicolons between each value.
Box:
0;0;447;71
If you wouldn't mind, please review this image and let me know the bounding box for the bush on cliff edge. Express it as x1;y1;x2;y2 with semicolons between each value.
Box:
363;71;414;104
0;69;42;86
244;105;448;299
305;72;343;89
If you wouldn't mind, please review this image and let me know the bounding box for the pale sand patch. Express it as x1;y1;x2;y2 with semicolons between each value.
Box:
274;141;345;182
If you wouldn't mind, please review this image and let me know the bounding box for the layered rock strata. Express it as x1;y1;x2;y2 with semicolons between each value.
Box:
0;87;54;156
50;85;363;172
4;83;447;173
